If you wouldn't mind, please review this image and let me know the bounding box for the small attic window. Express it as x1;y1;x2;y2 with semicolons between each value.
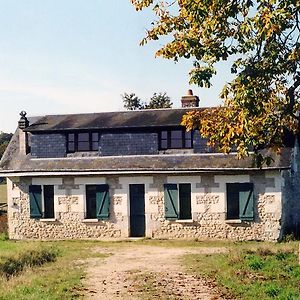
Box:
159;130;192;150
67;132;99;152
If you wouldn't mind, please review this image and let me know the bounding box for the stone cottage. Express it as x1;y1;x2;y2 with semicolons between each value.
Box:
0;91;299;241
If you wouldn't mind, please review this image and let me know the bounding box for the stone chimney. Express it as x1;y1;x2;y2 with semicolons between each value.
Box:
18;111;29;155
181;89;199;108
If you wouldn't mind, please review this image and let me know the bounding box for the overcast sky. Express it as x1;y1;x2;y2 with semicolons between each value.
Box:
0;1;233;133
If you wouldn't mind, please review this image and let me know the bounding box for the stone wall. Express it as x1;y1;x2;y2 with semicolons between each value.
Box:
7;171;283;241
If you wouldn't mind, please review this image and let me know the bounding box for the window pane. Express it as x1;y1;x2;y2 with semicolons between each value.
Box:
78;142;90;151
43;185;54;219
226;184;240;219
185;139;192;148
171;139;183;148
171;130;182;139
179;184;191;219
185;131;192;139
161;140;168;149
68;142;75;152
78;133;89;142
68;133;75;142
92;132;99;142
86;185;97;219
161;131;168;139
92;141;99;151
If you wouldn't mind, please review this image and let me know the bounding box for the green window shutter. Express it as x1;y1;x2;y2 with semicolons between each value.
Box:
29;185;42;218
96;184;110;220
239;183;254;221
164;184;179;220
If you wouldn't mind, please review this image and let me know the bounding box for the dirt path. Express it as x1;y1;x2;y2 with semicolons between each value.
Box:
83;245;227;300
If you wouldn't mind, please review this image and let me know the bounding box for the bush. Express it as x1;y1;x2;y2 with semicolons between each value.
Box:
0;247;58;279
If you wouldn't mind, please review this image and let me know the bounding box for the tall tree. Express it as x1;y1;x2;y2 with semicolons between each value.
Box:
122;92;173;109
0;132;12;159
131;0;300;163
145;92;173;109
121;93;145;110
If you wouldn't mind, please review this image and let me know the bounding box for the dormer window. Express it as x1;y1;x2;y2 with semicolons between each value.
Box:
159;130;192;150
67;132;99;152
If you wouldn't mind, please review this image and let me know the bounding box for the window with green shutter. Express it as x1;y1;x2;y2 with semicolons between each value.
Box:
226;183;254;221
86;184;110;220
29;185;55;219
164;183;191;220
29;185;42;218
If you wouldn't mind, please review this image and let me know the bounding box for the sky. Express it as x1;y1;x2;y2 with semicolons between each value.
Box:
0;0;233;133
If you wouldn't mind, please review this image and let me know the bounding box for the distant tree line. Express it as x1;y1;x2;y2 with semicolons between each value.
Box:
121;92;172;110
0;132;13;160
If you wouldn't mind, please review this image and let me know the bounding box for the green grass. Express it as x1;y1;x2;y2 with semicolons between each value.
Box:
1;239;299;299
0;240;110;300
0;184;6;205
183;242;300;300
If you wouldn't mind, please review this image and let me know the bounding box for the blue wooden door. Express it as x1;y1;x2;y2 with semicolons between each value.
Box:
129;184;145;237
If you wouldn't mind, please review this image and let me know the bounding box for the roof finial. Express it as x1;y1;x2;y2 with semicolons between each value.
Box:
20;111;27;118
18;111;29;129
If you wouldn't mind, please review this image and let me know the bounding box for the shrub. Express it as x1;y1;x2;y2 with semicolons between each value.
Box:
0;247;58;279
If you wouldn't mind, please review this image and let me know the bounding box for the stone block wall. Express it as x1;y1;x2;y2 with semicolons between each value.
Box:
30;133;66;158
7;171;283;241
7;176;123;239
99;133;158;156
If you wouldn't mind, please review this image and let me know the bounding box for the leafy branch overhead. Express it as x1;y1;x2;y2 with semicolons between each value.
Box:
131;0;300;163
122;92;172;110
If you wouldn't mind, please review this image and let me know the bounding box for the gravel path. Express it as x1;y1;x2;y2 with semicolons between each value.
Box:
83;245;227;300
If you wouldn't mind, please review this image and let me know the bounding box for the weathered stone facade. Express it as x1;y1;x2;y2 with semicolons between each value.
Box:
6;171;284;241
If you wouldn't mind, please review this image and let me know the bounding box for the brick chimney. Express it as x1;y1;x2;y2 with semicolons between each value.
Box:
181;89;199;108
18;111;29;155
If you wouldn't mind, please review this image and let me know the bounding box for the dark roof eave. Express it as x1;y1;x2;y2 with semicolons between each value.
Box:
0;166;291;176
24;124;185;133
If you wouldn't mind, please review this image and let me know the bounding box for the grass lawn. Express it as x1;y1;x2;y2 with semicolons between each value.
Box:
0;239;109;300
183;241;300;300
0;239;299;299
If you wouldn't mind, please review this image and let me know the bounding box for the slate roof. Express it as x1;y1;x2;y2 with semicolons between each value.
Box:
24;108;204;132
0;129;292;175
0;109;294;175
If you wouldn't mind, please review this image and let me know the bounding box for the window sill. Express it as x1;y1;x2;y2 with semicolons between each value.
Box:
40;218;57;222
82;219;100;223
175;219;194;223
225;219;242;224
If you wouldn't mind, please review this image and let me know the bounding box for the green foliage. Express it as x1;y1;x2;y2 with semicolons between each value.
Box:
247;255;264;270
0;247;58;279
0;132;12;160
132;0;300;163
183;243;300;299
145;92;173;109
0;233;8;241
122;92;172;110
121;92;145;110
